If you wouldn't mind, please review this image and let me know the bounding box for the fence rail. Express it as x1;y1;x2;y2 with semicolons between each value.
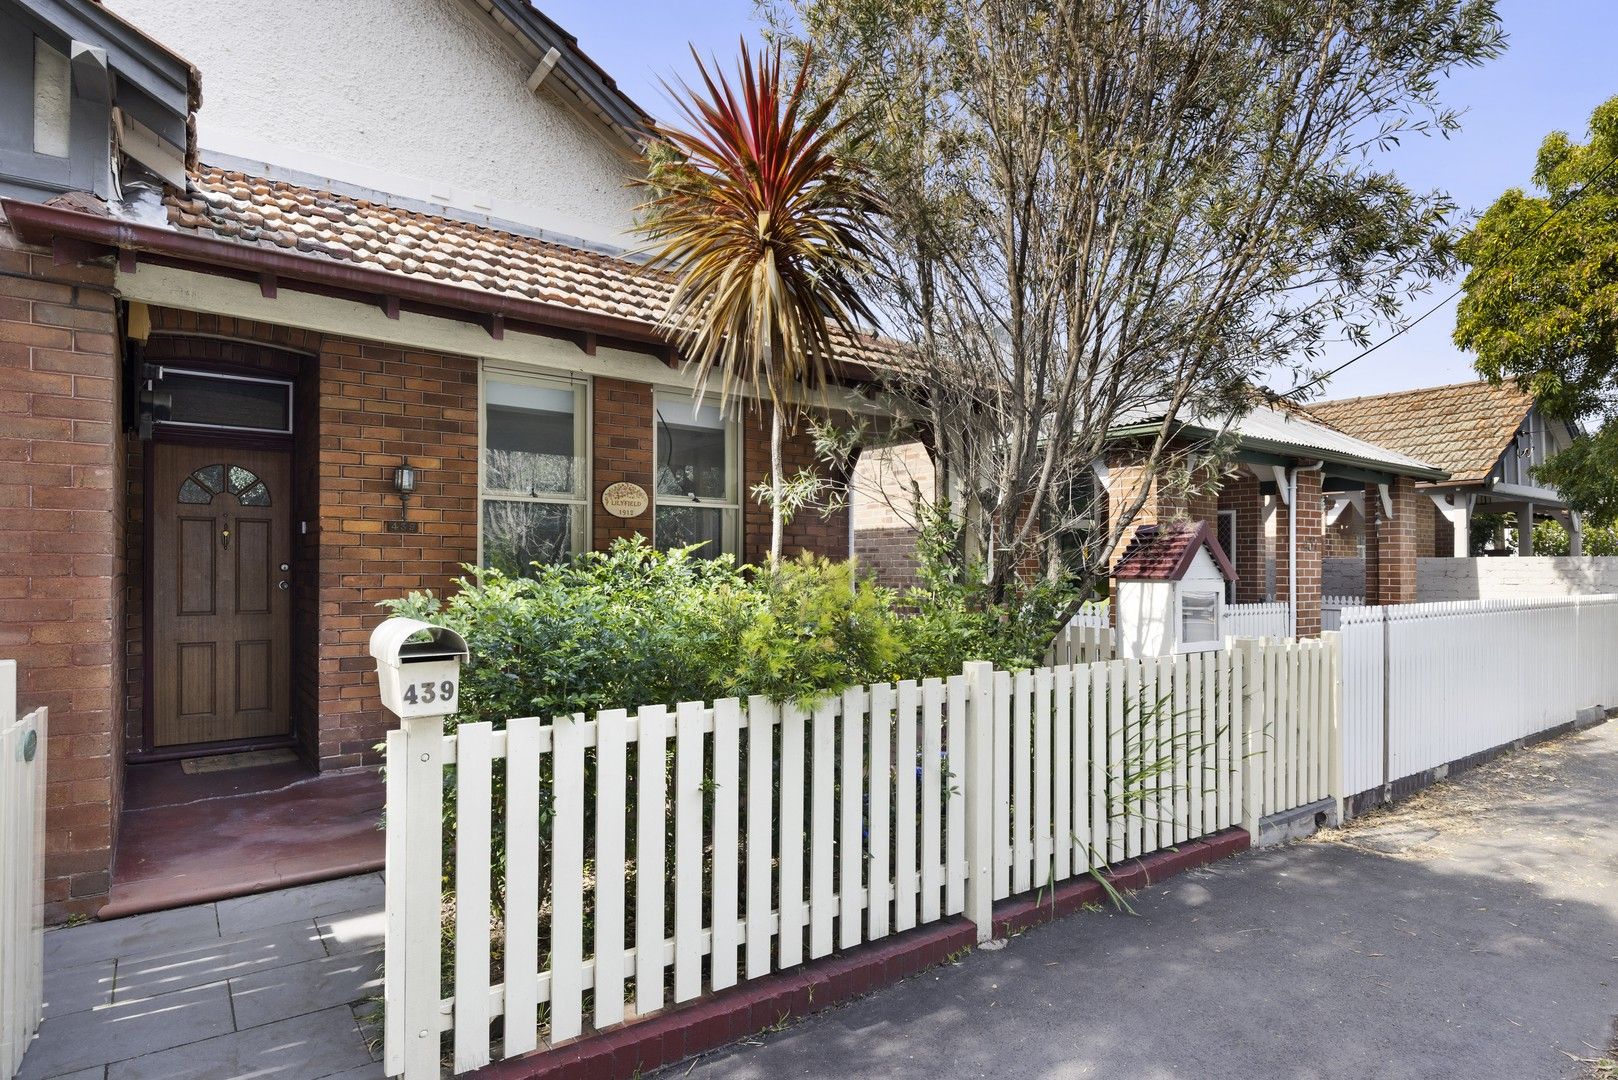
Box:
382;636;1337;1079
0;661;46;1080
1338;596;1618;797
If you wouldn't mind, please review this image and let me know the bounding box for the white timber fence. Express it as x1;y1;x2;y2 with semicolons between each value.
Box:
0;661;46;1080
1321;595;1362;633
379;634;1338;1079
1223;601;1289;640
1046;600;1114;664
1337;596;1618;800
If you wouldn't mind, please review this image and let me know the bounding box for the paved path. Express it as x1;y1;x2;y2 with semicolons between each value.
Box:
677;722;1618;1080
21;874;386;1080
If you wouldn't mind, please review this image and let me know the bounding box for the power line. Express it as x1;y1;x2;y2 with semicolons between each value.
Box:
1284;148;1618;400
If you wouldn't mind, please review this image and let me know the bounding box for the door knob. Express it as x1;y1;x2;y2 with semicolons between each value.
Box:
278;580;290;591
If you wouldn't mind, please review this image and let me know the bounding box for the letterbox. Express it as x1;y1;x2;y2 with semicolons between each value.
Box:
369;617;469;719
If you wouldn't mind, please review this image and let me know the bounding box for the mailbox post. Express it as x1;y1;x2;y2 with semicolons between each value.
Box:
370;618;467;1080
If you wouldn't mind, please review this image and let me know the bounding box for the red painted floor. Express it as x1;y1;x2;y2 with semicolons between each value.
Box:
103;759;386;919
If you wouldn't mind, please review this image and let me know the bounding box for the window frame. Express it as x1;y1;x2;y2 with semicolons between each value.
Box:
477;363;591;571
152;366;295;435
1175;587;1224;653
652;391;742;558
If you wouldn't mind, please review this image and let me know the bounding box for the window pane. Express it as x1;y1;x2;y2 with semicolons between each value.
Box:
484;377;580;495
160;372;292;432
656;398;732;501
1182;592;1219;643
655;506;730;559
482;500;574;574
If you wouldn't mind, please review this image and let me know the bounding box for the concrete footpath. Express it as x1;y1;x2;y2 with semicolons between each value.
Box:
676;722;1618;1080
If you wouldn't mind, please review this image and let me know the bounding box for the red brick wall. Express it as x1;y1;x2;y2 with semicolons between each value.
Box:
1324;502;1364;559
1273;469;1324;637
1364;477;1421;605
312;339;479;768
741;401;851;564
851;441;934;588
1217;473;1266;602
591;377;654;549
0;216;123;920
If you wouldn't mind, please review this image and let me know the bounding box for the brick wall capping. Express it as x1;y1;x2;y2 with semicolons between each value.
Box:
1;200;885;387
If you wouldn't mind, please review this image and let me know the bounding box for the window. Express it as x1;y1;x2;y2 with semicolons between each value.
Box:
1217;510;1237;603
479;368;588;574
153;368;293;434
654;393;739;558
1180;591;1221;650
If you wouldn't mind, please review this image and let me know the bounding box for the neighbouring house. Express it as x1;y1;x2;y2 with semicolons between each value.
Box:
1308;379;1580;557
853;400;1449;636
2;0;890;919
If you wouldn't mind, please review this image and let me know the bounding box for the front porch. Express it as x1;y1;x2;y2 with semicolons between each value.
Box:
103;756;384;919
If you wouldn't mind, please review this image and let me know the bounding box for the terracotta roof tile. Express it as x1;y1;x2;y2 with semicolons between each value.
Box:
1113;521;1236;582
158;166;908;370
1307;380;1534;484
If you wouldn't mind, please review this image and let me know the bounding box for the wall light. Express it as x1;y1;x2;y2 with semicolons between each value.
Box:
393;459;418;510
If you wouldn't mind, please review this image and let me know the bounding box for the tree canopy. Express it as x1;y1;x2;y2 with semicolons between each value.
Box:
1455;96;1618;522
769;0;1504;591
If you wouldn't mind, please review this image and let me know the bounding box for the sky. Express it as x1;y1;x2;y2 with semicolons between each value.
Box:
546;0;1618;403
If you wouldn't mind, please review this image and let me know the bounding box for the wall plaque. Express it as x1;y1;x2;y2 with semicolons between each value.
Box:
601;481;649;519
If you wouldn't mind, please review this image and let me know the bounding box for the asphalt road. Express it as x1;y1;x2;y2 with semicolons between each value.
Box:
673;721;1618;1080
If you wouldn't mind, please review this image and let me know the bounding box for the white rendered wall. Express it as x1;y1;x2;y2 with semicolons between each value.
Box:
105;0;642;249
1116;581;1174;659
1326;555;1618;600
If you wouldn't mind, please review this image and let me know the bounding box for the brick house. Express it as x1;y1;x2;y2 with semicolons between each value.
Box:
1308;379;1581;557
2;0;889;919
853;401;1450;637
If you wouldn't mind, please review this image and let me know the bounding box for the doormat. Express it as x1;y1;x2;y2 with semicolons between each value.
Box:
180;749;300;774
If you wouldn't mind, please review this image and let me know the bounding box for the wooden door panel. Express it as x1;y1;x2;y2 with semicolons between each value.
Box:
151;443;292;749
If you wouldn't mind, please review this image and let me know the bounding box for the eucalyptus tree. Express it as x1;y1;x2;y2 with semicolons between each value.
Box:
767;0;1504;591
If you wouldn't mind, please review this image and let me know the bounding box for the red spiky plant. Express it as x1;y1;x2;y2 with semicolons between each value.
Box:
636;39;879;562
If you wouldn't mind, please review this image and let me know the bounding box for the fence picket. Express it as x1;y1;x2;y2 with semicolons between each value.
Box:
745;698;777;980
634;705;670;1015
1033;669;1053;888
1186;653;1202;841
893;681;918;933
868;684;893;940
809;700;838;960
453;722;494;1071
1107;661;1125;863
711;698;741;991
592;710;628;1027
1052;666;1072;884
993;670;1013;900
839;689;867;951
920;678;945;923
550;715;586;1042
1173;654;1190;844
777;703;807;970
945;674;968;916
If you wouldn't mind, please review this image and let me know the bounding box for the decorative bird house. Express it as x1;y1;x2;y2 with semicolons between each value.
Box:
1113;521;1237;659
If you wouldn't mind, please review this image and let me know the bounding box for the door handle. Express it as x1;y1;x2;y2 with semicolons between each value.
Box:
278;580;290;591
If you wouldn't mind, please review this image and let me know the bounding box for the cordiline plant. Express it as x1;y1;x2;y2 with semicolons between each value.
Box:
635;39;882;563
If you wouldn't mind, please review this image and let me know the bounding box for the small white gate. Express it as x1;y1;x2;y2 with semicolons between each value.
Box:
0;660;46;1079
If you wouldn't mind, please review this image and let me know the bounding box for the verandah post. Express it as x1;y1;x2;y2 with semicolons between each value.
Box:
961;661;996;943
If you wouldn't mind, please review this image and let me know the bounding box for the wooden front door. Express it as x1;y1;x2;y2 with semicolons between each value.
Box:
150;442;293;748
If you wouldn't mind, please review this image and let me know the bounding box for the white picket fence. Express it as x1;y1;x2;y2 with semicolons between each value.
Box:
1224;601;1289;640
0;661;46;1080
1046;601;1114;664
380;634;1337;1079
1338;596;1618;797
1321;595;1362;633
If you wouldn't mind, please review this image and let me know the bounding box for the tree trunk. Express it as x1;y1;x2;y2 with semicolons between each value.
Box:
770;403;784;563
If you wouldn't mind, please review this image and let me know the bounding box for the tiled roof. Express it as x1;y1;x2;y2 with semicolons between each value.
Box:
1113;521;1236;582
1307;380;1535;484
158;166;907;370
